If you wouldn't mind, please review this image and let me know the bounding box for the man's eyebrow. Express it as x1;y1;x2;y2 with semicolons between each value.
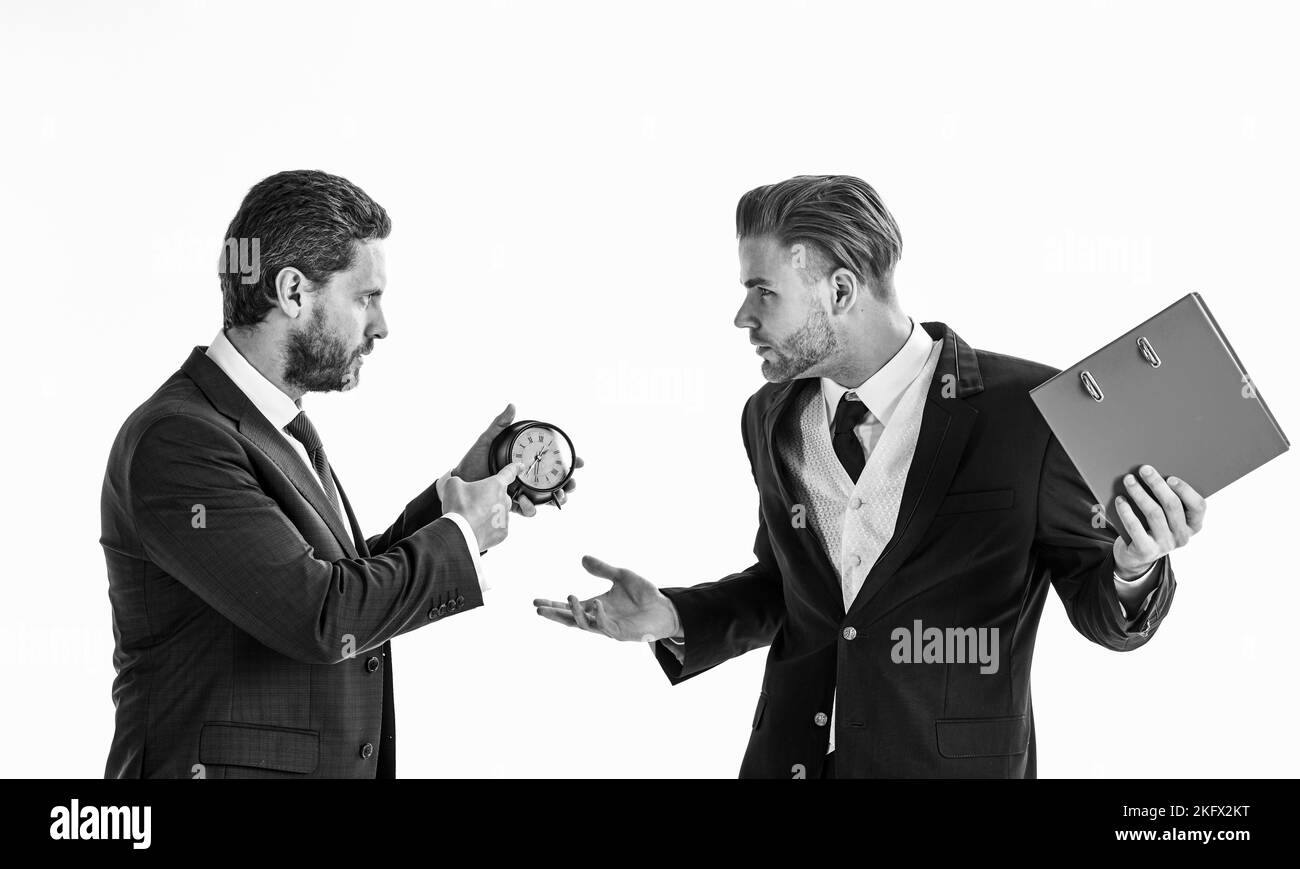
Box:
743;277;770;289
357;287;383;295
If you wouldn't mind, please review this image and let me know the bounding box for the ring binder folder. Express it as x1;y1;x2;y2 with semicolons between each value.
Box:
1031;292;1288;539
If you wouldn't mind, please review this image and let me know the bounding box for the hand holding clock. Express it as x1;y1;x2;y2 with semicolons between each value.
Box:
452;403;582;516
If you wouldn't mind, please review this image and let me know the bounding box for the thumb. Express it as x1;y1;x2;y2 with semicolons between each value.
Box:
581;555;626;586
474;403;516;446
490;403;516;430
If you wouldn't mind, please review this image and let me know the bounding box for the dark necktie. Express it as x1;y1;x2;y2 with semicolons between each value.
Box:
285;411;341;515
831;391;870;483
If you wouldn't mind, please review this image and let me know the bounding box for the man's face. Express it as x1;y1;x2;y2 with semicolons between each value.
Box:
734;235;838;382
283;239;388;393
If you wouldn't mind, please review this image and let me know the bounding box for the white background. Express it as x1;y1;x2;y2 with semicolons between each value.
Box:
2;0;1296;778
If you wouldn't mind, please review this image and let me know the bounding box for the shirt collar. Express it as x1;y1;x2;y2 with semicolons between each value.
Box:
205;330;302;431
821;317;937;428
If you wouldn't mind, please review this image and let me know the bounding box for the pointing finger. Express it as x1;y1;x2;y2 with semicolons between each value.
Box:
495;461;523;484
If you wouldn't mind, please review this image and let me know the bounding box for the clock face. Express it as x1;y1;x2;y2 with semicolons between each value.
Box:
510;425;573;491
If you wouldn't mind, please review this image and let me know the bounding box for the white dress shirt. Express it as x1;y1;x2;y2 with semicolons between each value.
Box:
205;330;486;591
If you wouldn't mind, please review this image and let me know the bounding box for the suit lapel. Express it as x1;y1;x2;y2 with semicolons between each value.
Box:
760;378;806;509
846;322;983;625
239;415;360;558
333;473;371;557
182;348;360;559
759;378;845;615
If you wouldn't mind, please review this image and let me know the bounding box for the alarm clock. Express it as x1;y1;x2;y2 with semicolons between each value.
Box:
488;419;576;506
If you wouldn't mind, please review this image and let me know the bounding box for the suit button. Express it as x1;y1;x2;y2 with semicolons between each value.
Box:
814;712;828;726
438;603;449;616
456;594;466;606
447;599;459;612
851;497;863;509
842;627;857;641
849;553;862;568
360;743;374;759
427;607;437;620
366;656;380;672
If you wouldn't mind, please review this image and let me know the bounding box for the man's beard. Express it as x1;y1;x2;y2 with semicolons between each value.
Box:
761;307;838;382
283;307;369;394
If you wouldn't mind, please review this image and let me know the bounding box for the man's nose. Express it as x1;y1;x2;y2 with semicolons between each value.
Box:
734;299;759;330
368;307;388;341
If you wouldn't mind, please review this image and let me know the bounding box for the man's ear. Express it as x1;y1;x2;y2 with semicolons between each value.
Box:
829;267;861;314
274;267;309;319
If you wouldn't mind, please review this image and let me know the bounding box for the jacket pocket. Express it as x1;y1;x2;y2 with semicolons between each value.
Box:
751;692;769;730
934;714;1029;758
199;722;320;774
937;489;1015;515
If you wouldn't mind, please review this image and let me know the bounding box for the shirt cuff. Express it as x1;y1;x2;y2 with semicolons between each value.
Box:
435;469;489;594
1113;562;1158;620
657;637;687;665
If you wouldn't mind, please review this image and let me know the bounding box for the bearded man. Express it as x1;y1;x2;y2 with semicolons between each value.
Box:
101;169;577;778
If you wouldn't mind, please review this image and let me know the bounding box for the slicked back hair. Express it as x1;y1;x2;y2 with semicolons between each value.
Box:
219;169;391;329
736;175;902;296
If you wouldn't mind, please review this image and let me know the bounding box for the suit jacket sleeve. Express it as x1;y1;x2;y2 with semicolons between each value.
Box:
128;413;481;664
652;396;786;683
1035;431;1176;651
365;479;444;554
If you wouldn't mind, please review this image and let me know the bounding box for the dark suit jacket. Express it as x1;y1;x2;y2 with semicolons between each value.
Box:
654;321;1175;778
100;348;479;778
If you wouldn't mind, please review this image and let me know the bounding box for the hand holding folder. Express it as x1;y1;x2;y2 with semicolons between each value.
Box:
1030;293;1288;547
